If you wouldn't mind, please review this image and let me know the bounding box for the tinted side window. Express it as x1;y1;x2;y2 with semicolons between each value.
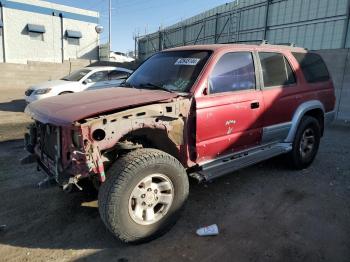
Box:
259;52;296;87
109;70;130;80
209;52;256;94
88;71;109;82
292;52;330;83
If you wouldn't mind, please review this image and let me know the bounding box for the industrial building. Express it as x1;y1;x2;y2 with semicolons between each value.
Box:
138;0;350;59
0;0;100;64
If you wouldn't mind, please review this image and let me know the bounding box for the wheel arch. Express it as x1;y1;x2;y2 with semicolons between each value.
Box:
285;100;325;143
58;91;74;95
119;127;182;161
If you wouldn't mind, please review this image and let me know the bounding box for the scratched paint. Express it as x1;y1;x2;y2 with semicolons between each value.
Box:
225;120;236;126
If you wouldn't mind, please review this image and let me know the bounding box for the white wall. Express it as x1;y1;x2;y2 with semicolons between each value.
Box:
4;8;60;63
63;18;99;61
1;0;99;64
0;5;3;63
0;32;2;63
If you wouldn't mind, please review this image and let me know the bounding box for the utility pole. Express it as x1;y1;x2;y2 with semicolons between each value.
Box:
109;0;112;52
133;31;137;59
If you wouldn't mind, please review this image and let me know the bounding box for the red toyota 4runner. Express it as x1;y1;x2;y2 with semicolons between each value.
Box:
23;44;335;243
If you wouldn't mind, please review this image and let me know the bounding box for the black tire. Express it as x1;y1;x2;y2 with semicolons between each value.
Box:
287;116;321;169
98;148;189;243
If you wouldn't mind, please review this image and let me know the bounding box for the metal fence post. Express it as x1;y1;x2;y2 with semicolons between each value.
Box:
158;29;162;51
236;11;241;42
59;13;64;63
182;24;186;46
214;13;218;43
0;3;6;62
342;0;350;48
263;0;270;41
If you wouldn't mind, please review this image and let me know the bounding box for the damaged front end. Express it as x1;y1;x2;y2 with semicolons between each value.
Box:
23;122;97;191
23;97;192;191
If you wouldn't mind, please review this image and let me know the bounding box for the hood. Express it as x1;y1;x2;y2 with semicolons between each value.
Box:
25;88;178;126
28;80;75;90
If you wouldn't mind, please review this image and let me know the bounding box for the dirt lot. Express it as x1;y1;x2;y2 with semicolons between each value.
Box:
0;89;349;262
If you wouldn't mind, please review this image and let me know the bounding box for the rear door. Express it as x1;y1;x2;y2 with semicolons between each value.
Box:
257;52;299;144
195;51;264;163
85;70;110;90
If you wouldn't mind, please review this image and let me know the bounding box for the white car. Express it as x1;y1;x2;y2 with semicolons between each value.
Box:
25;66;133;103
109;52;135;63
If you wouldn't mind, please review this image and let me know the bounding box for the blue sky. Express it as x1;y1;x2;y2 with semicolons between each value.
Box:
46;0;231;53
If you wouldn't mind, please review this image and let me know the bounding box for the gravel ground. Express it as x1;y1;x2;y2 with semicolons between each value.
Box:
0;90;349;262
0;88;32;142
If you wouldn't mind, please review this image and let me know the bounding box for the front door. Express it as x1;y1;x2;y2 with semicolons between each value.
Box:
195;51;264;163
84;71;110;90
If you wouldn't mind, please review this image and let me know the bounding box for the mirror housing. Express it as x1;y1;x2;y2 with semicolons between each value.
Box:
202;80;210;96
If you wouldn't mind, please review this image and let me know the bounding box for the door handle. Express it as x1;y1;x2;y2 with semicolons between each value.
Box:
251;101;260;109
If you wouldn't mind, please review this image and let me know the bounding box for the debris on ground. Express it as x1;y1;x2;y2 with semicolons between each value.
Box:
37;177;55;189
196;224;219;236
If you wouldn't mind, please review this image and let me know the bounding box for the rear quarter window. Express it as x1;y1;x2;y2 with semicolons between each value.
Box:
292;52;330;83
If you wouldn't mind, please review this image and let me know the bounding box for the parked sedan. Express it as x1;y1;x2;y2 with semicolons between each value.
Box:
24;66;133;103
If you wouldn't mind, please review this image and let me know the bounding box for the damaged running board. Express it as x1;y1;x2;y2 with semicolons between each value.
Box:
191;143;292;181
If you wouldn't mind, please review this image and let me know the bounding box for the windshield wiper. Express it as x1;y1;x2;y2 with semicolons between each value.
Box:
138;82;174;93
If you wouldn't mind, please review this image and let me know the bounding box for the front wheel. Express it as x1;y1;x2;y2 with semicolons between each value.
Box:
98;148;189;243
287;116;321;169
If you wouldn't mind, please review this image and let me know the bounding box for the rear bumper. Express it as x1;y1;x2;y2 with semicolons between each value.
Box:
325;110;335;125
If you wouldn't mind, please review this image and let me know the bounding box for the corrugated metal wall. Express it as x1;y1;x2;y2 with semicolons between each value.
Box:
138;0;350;60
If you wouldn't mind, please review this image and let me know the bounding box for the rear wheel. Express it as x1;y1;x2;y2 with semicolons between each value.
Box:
287;116;321;169
98;148;189;243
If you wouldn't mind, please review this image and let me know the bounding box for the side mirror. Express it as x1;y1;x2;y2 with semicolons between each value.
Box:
83;79;92;85
202;79;211;96
203;86;208;96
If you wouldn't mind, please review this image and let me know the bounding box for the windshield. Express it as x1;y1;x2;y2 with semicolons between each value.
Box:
62;69;91;81
125;50;212;92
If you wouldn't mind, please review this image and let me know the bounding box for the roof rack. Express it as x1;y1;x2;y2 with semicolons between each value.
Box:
225;39;265;44
223;40;305;49
273;42;296;47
